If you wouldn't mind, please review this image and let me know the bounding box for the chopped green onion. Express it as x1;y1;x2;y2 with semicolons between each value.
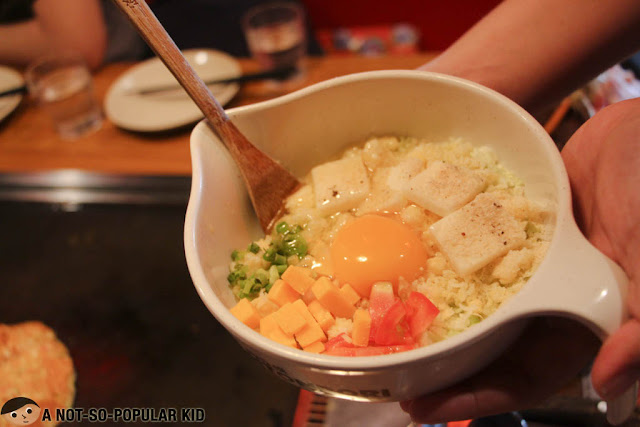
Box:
227;264;248;284
273;254;287;265
275;221;290;234
281;236;308;258
468;315;482;325
231;249;243;261
229;221;308;300
268;265;280;285
263;248;276;262
242;279;254;295
254;269;269;285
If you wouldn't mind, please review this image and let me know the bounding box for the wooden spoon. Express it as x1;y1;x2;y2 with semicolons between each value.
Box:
112;0;300;232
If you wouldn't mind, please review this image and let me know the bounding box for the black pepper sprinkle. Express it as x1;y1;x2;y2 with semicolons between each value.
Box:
332;190;339;197
503;241;507;245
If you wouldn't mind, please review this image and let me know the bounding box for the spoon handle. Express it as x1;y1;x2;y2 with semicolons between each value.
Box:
111;0;299;231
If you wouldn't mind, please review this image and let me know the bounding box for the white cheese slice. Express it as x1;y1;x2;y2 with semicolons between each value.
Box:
429;193;527;276
356;187;405;215
311;155;370;215
387;157;425;192
357;157;425;215
405;161;485;217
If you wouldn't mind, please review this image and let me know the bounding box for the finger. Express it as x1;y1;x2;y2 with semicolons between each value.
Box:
592;318;640;400
402;317;599;424
403;380;518;424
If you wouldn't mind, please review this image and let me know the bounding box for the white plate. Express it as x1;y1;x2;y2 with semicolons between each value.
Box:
0;65;24;122
105;49;241;132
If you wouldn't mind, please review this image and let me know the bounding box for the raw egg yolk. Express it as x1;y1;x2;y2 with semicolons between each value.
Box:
330;214;429;297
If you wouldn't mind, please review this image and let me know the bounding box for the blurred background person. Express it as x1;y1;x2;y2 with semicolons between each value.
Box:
0;0;321;70
0;0;147;69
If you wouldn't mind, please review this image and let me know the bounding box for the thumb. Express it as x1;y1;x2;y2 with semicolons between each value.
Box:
591;318;640;400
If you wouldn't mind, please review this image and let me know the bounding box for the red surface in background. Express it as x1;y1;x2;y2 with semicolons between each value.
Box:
302;0;502;51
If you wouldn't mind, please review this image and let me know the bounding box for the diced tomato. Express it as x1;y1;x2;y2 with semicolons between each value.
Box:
325;344;416;356
374;300;414;346
404;292;439;339
369;282;396;342
324;333;354;352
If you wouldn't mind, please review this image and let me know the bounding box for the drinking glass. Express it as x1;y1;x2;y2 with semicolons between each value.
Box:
242;2;307;81
26;53;103;139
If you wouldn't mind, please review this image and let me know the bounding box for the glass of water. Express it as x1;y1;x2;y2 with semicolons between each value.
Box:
26;52;103;139
242;2;307;83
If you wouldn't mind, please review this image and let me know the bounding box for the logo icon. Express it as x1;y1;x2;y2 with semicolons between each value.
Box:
1;398;41;426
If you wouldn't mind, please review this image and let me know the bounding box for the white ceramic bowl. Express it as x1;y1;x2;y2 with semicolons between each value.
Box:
184;71;628;404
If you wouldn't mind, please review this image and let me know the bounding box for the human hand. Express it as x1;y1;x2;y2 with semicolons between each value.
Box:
561;98;640;402
401;98;640;423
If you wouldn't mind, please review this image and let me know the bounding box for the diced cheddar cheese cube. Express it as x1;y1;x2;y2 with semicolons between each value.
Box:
351;309;371;347
406;161;485;217
295;323;326;348
229;298;261;329
260;314;298;348
311;277;356;319
303;341;326;353
268;279;299;307
430;193;527;276
291;300;327;347
259;313;281;336
291;299;316;323
301;288;316;305
311;155;370;215
273;302;308;335
339;284;361;306
281;265;315;294
308;300;335;332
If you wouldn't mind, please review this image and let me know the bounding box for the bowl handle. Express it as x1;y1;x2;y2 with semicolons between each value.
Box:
506;215;634;424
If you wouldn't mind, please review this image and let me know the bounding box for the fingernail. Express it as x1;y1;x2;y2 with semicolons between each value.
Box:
599;369;640;400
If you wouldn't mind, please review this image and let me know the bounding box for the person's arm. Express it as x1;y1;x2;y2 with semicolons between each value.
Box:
420;0;640;113
0;0;107;69
0;20;49;66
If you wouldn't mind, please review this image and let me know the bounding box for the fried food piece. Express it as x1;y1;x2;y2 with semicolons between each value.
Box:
0;322;75;427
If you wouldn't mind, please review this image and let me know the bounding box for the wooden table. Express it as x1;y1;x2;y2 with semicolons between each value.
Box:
0;54;437;177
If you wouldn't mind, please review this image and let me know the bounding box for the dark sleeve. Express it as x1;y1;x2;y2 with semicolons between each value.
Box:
0;0;37;24
149;0;322;57
101;0;151;63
